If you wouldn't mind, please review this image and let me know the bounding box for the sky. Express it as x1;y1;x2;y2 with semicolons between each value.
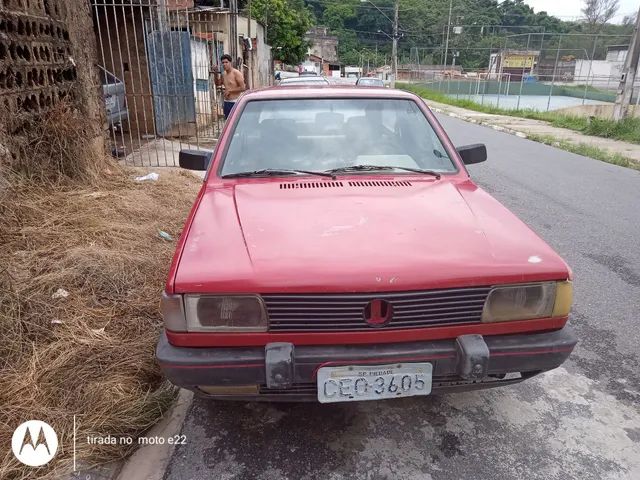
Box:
522;0;639;24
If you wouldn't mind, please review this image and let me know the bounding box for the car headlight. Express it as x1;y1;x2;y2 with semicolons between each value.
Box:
481;281;572;323
161;292;186;332
183;295;268;332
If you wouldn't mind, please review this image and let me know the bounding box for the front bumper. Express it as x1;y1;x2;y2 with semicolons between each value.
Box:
156;327;577;401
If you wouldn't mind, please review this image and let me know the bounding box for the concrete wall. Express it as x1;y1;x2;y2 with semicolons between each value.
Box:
574;60;623;87
307;38;338;64
0;0;103;161
237;16;269;88
255;23;271;87
306;26;338;63
554;103;640;119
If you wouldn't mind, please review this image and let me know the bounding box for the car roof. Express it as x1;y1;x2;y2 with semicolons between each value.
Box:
242;86;417;100
280;77;329;84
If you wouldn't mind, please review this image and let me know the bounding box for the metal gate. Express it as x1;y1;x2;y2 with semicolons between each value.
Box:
90;0;228;166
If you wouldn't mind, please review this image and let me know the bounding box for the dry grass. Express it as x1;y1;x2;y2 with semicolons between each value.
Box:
3;102;109;184
0;162;201;479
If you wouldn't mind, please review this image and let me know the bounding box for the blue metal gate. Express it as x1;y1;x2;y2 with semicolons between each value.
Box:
146;30;196;137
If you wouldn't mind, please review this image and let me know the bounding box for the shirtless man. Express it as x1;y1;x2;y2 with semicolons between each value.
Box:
214;54;246;119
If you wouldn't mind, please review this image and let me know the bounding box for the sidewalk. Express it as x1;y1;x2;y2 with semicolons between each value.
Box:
424;98;640;164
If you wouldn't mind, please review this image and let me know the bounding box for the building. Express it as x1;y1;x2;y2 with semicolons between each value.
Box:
374;65;393;83
572;45;637;88
303;26;340;77
302;54;341;78
606;45;629;62
344;66;362;79
488;49;540;80
0;0;104;164
305;26;338;63
92;0;269;139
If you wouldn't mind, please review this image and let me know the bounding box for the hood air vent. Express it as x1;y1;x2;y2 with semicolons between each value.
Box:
279;180;414;189
348;180;413;187
280;182;344;189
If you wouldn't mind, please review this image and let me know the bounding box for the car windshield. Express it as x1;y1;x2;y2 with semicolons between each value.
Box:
99;67;120;85
358;78;383;86
220;98;457;176
280;77;328;85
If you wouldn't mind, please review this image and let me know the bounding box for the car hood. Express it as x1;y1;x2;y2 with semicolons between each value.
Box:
174;178;570;293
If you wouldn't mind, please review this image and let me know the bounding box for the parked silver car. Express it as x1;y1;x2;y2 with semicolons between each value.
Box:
99;66;129;129
356;77;386;87
279;76;330;86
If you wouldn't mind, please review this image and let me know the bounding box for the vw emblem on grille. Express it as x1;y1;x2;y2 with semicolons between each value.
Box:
364;299;393;327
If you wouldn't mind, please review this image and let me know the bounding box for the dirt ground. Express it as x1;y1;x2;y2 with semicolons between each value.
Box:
0;163;200;479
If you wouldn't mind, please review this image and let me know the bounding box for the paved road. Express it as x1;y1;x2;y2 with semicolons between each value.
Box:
165;115;640;480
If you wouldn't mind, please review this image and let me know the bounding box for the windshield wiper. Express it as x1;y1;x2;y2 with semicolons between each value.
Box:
222;168;336;179
326;165;441;179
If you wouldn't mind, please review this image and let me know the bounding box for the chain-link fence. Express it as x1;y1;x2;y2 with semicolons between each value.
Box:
396;33;639;113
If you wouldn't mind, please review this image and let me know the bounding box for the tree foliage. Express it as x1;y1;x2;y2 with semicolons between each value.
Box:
243;0;314;65
581;0;620;27
299;0;633;70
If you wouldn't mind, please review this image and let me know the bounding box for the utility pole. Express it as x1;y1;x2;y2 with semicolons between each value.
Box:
391;0;399;88
361;0;400;86
443;0;453;69
247;0;252;89
229;0;238;66
613;5;640;120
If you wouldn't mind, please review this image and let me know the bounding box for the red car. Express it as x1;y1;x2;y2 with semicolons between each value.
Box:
157;87;576;403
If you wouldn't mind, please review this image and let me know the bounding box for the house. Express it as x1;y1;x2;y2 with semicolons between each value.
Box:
304;26;341;77
488;49;540;81
572;45;636;88
92;0;269;139
606;45;629;62
302;54;341;78
305;26;338;63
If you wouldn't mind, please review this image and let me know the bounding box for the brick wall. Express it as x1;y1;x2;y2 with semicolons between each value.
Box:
0;0;103;159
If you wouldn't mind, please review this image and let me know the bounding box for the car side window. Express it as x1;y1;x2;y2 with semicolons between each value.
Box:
99;67;119;85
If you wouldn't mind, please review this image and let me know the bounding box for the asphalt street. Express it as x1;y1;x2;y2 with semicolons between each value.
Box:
165;114;640;480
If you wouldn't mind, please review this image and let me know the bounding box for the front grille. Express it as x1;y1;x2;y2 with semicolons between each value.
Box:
258;383;317;395
263;287;491;332
257;374;525;396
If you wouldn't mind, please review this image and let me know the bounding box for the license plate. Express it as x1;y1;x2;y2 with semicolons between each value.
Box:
317;363;433;403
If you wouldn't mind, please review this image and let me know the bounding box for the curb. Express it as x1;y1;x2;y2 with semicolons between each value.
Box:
430;103;640;168
429;105;530;140
114;388;194;480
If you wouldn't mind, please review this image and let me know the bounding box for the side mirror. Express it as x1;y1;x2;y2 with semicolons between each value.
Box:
457;144;487;165
179;149;212;171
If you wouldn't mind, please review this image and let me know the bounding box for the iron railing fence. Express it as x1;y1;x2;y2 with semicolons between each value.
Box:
90;0;230;167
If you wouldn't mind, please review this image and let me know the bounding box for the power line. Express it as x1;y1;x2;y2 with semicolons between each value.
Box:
333;25;549;38
304;0;412;12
